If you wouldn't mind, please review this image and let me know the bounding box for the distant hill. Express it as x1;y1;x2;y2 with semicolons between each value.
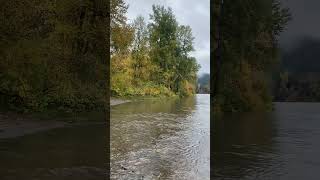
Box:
197;73;210;94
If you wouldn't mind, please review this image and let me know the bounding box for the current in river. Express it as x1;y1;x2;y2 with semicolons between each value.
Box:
213;102;320;180
111;94;210;179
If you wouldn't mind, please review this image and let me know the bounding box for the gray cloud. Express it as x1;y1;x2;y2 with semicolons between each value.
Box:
280;0;320;49
125;0;210;75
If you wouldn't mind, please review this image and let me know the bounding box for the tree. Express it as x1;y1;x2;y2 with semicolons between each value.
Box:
212;0;291;113
149;5;178;74
0;0;108;111
177;25;194;56
148;5;199;94
110;3;199;97
110;0;133;55
131;16;153;82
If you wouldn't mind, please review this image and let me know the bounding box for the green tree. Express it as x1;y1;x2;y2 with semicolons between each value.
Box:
131;16;153;83
149;5;199;94
110;0;133;54
110;3;199;97
212;0;291;113
149;5;179;88
0;0;108;111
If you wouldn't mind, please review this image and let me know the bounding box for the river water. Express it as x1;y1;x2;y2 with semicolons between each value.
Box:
0;123;106;180
111;94;210;179
2;99;318;179
213;102;320;180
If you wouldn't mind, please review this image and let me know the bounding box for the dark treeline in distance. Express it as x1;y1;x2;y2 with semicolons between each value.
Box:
0;0;108;112
212;0;291;113
111;0;199;97
274;37;320;101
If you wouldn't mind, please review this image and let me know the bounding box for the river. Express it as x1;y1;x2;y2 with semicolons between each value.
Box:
111;94;210;179
2;98;317;179
213;102;320;179
0;122;106;179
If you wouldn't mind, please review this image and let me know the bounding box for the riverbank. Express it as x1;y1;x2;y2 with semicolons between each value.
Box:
0;110;106;139
0;99;130;139
0;112;65;139
110;98;131;106
110;95;182;106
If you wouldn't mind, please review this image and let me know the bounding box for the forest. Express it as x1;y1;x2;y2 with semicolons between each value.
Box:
212;0;291;114
0;0;294;114
0;0;108;112
111;0;199;97
0;0;199;112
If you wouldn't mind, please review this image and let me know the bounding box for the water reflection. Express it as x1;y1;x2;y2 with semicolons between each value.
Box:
0;124;106;180
111;94;210;179
213;103;320;179
213;112;280;179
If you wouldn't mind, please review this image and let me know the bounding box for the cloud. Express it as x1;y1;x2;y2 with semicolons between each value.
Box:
191;41;210;75
280;0;320;49
125;0;210;75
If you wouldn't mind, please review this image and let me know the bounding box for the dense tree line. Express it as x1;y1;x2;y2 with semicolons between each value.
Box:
274;37;320;101
212;0;291;113
0;0;108;112
111;1;199;97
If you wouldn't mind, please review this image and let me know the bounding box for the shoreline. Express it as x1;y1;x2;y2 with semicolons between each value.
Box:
0;110;106;139
0;99;129;139
110;98;131;106
0;112;65;139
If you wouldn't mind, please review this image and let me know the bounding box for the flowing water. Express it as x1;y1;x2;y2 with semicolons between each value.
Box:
213;102;320;180
111;94;210;179
1;99;318;179
0;123;106;180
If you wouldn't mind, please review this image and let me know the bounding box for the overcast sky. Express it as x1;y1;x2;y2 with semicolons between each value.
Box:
125;0;210;76
280;0;320;49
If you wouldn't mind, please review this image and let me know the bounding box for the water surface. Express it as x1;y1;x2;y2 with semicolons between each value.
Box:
0;124;106;180
213;102;320;179
111;94;210;179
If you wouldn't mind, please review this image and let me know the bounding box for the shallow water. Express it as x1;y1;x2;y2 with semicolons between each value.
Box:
213;102;320;180
0;124;106;180
111;94;210;179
